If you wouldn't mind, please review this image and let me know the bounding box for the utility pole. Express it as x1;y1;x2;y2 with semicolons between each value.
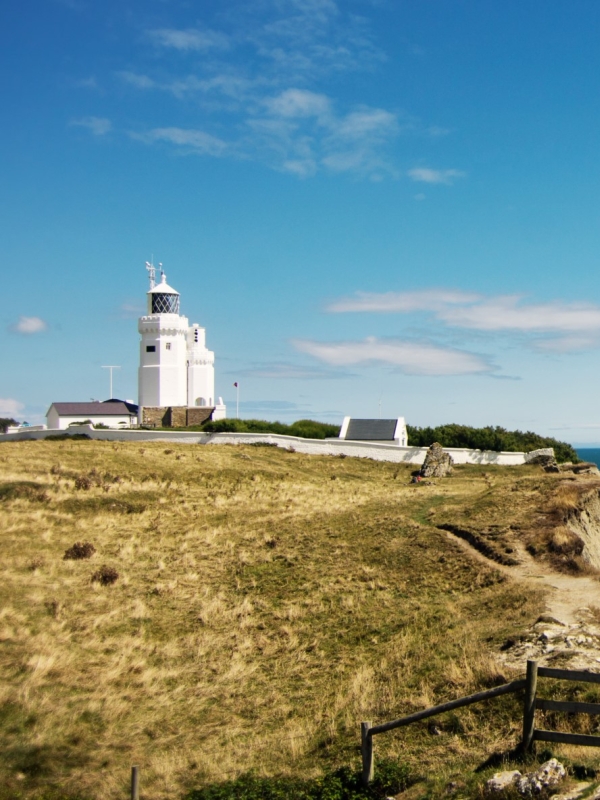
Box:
102;366;121;399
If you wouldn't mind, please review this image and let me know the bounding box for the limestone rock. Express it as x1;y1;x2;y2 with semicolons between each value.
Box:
515;759;566;796
420;442;453;478
486;770;521;792
561;462;600;476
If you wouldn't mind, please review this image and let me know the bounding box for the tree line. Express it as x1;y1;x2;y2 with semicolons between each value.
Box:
406;423;577;463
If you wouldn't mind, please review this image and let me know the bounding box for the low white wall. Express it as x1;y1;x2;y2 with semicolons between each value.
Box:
0;425;528;465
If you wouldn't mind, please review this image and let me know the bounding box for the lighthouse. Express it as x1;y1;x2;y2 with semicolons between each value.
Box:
138;262;226;425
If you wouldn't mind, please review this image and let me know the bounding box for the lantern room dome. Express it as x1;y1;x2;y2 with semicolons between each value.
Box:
147;273;180;314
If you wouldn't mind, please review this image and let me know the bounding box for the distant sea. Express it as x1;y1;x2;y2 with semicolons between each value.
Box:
576;449;600;467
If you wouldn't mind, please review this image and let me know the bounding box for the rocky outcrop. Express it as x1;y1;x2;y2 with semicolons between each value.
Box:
420;442;453;478
487;760;566;796
561;462;600;476
565;487;600;568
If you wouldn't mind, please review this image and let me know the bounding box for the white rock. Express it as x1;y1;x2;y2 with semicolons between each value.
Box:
515;759;566;796
487;771;522;792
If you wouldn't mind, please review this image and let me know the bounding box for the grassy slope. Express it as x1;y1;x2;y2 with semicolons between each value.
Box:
0;441;556;799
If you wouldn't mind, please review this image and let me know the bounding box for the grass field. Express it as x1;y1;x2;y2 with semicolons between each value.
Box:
0;440;566;799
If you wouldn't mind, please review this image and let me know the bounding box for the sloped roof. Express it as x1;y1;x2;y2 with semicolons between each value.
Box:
49;402;137;416
102;398;139;414
345;419;398;441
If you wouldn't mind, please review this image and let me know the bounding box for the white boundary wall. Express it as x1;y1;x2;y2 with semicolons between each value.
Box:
0;425;529;465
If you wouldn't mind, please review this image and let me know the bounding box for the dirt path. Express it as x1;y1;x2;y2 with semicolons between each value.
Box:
441;529;600;670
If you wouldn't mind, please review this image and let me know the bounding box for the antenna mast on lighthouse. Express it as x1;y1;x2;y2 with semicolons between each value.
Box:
145;261;156;289
145;260;164;289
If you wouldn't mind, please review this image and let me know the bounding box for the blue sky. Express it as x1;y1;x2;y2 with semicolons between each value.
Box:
4;0;600;443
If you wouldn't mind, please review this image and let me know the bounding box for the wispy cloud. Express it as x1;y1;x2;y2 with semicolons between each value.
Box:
326;288;600;354
70;116;112;136
9;316;48;334
294;337;492;376
148;27;230;52
119;302;145;319
408;167;465;184
130;81;401;176
328;290;600;334
74;76;98;89
118;71;156;90
131;127;228;156
113;3;441;179
439;296;600;332
263;88;331;119
531;336;600;353
328;289;480;313
0;398;25;416
233;361;354;379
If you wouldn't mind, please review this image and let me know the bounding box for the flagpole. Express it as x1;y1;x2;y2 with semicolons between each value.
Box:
237;382;239;419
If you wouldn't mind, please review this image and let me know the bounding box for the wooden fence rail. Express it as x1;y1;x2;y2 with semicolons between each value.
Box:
361;660;600;787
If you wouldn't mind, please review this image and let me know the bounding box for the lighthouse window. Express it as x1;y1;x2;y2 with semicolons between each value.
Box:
166;342;171;350
146;345;156;352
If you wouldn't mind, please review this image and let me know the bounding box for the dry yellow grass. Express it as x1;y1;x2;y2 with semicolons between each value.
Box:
0;441;553;799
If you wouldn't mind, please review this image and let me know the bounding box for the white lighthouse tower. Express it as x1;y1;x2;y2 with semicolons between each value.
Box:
138;262;226;424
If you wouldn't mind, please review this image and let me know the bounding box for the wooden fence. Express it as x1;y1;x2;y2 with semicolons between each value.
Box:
361;659;600;786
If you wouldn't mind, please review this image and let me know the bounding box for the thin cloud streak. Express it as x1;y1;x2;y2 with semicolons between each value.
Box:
328;289;600;338
131;127;228;156
69;116;112;136
440;297;600;332
147;27;230;52
233;361;355;379
328;289;480;313
293;337;493;376
408;167;465;184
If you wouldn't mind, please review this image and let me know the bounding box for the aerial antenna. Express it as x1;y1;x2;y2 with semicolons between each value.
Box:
159;262;165;282
145;260;156;289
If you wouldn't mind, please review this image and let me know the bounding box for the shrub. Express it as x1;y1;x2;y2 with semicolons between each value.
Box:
64;542;96;560
187;759;410;800
74;470;106;490
0;417;18;433
91;565;118;585
200;418;340;439
406;423;578;463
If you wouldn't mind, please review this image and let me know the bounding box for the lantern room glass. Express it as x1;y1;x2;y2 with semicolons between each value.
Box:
152;293;180;314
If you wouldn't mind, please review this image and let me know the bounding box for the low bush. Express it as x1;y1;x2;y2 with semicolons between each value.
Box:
91;565;118;585
63;542;96;561
200;418;340;439
187;759;411;800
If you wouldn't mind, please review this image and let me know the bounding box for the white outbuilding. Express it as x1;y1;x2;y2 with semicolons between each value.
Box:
46;400;139;430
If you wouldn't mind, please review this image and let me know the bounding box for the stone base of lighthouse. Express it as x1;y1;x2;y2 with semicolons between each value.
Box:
140;403;227;428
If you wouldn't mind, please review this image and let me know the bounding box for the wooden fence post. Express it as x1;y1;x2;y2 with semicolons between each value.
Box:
361;721;374;787
522;660;538;753
131;765;140;800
